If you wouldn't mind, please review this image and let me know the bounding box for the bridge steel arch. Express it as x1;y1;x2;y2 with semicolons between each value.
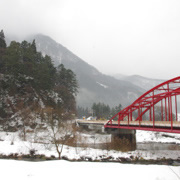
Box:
105;76;180;133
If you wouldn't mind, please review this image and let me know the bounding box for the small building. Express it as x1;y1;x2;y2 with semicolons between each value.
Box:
86;116;97;121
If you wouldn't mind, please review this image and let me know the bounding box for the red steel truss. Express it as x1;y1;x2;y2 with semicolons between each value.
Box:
104;76;180;133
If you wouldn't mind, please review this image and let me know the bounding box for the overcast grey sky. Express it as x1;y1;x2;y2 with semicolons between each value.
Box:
0;0;180;79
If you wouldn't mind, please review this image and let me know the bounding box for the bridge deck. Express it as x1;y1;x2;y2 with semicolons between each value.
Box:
108;121;180;128
76;119;107;125
77;119;180;128
77;119;180;133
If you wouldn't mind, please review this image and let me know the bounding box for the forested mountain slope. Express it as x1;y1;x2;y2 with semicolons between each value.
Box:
0;30;78;129
30;34;144;108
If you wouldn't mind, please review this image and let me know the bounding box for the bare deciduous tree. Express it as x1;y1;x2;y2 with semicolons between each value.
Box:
48;120;72;159
43;108;77;159
19;107;36;141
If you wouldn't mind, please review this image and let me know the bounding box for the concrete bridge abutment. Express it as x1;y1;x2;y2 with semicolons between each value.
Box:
105;128;136;151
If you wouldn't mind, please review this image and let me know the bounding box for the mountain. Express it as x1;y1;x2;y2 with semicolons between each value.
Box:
113;74;165;91
26;34;145;108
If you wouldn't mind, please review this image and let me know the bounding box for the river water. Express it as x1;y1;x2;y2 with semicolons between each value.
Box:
137;142;180;151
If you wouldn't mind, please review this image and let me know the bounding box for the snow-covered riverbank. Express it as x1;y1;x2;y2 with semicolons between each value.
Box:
0;130;180;161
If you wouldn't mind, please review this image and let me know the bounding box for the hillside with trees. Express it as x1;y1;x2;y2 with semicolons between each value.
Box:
0;30;78;131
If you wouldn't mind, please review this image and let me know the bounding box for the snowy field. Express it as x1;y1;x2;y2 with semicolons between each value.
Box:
0;159;180;180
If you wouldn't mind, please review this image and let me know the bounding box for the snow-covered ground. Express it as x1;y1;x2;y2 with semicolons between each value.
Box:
137;130;180;144
0;159;180;180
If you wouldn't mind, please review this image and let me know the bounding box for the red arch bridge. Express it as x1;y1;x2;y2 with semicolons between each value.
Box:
104;76;180;134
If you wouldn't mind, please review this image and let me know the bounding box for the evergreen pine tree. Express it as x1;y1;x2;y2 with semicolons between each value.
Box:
0;30;6;49
0;30;7;72
31;39;37;53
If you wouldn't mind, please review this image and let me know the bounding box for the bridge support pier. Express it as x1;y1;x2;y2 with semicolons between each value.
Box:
105;128;136;151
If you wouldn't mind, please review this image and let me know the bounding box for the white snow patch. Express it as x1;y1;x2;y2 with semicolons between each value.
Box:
48;91;62;103
39;98;45;108
96;82;108;89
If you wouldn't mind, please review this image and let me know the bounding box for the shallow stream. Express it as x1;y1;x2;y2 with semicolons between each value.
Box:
137;142;180;151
